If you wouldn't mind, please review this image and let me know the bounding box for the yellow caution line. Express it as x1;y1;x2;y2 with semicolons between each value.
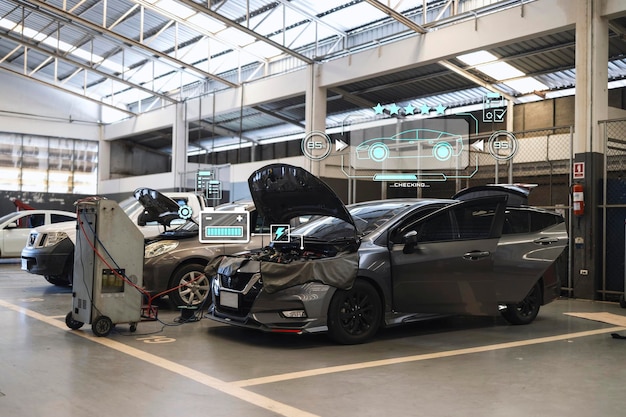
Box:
233;325;625;387
0;300;319;417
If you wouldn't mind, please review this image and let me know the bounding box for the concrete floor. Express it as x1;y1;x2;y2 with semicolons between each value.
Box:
2;260;626;417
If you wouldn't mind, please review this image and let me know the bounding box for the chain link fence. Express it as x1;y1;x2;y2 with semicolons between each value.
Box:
602;119;626;300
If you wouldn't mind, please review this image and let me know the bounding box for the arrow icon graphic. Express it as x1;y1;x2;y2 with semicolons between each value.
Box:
335;139;348;152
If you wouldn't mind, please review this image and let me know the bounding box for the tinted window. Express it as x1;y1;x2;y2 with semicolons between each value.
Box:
292;202;410;240
502;209;530;234
27;213;45;228
415;212;455;242
51;214;75;223
502;208;561;234
454;205;497;239
394;199;500;243
530;211;561;231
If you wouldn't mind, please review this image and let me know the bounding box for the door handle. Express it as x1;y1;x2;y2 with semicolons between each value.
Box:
533;237;559;245
463;250;491;260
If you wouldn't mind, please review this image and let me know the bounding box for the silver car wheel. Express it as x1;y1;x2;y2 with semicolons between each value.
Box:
169;263;210;308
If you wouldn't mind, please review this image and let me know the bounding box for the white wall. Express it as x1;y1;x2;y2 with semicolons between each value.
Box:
0;71;102;140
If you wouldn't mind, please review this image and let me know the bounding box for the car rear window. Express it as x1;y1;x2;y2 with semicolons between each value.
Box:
503;208;562;234
51;214;75;223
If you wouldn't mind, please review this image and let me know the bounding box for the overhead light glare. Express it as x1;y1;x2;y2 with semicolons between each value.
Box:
503;77;548;94
476;61;524;81
456;50;497;66
155;0;196;19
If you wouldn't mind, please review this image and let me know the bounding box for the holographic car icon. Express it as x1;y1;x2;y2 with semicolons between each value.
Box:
355;129;464;163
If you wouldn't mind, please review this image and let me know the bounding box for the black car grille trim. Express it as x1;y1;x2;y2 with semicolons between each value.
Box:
215;276;263;318
219;272;260;293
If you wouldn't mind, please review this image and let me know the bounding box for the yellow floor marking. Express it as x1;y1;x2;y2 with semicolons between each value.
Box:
4;298;625;413
0;300;319;417
233;326;625;387
564;312;626;327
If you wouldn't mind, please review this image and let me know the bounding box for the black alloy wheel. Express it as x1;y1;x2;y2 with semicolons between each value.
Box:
327;280;382;344
501;282;542;325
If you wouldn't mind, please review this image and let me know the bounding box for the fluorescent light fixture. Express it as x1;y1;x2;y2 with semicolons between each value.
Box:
504;77;548;94
476;61;524;80
457;50;498;66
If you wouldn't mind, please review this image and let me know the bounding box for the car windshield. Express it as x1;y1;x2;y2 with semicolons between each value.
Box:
0;212;20;224
292;202;411;240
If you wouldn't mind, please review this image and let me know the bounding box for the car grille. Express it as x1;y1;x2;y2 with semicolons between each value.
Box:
26;232;43;248
215;272;262;319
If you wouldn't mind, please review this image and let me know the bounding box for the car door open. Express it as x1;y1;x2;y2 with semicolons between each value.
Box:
390;196;507;316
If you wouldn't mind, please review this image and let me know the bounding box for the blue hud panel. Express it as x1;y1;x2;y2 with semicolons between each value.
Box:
199;210;250;243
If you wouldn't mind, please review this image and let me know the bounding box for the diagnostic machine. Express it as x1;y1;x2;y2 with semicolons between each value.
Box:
65;198;144;337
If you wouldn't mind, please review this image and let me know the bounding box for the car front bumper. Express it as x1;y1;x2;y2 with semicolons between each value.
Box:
209;281;336;334
20;238;74;276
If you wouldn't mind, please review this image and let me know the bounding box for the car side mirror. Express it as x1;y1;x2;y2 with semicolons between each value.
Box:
6;221;18;229
402;230;418;254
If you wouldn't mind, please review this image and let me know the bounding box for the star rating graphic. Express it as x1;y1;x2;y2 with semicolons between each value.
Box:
372;102;448;117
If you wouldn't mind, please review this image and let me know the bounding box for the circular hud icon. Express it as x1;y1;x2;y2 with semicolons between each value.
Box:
301;131;332;160
487;130;519;161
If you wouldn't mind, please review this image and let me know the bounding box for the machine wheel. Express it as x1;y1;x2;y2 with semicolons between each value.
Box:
168;263;210;308
65;312;84;330
92;316;113;337
129;323;137;332
327;280;382;344
501;283;542;325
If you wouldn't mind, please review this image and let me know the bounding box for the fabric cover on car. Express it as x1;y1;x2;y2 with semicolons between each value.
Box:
206;252;358;294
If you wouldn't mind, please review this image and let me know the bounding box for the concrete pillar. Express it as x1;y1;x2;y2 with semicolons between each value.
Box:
304;63;327;177
572;0;608;299
172;102;188;191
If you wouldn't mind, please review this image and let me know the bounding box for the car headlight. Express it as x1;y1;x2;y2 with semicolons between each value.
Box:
144;240;179;258
43;232;68;247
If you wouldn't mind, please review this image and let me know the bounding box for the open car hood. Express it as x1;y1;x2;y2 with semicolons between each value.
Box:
134;188;182;227
248;163;355;227
453;184;532;207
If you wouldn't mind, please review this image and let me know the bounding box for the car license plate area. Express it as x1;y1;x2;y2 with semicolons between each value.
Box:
220;290;238;309
21;258;28;271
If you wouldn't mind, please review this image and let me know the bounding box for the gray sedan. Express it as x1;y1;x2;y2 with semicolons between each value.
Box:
207;164;568;344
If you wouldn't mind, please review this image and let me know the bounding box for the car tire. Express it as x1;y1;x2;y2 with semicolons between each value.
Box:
168;263;210;308
327;280;382;344
44;274;71;287
501;282;542;325
43;256;74;287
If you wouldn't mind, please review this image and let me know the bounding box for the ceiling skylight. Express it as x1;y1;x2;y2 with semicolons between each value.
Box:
476;61;524;81
504;77;549;94
456;50;497;66
0;18;126;74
